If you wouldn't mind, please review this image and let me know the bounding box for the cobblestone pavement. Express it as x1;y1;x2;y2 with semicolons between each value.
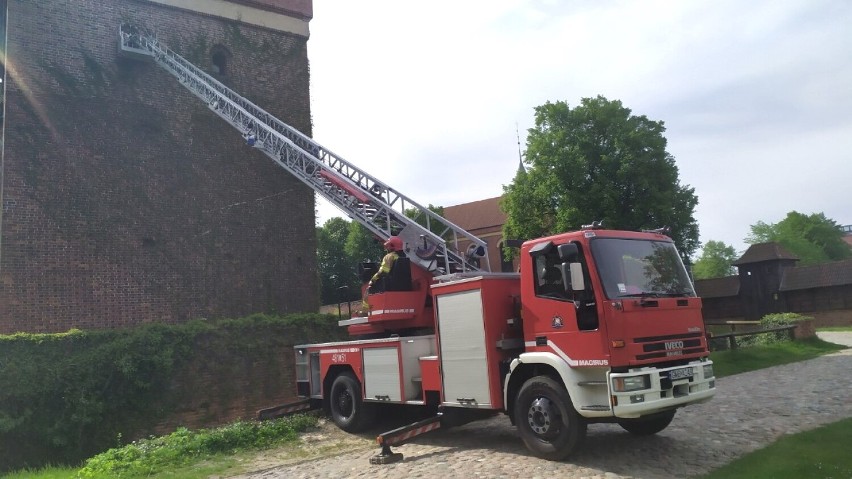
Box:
237;333;852;479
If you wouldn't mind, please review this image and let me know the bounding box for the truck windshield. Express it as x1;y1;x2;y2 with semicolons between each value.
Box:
590;238;695;299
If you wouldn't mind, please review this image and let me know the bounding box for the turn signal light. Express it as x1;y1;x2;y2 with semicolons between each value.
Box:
611;340;625;348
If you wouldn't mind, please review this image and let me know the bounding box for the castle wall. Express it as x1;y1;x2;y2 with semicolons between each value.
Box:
0;0;318;332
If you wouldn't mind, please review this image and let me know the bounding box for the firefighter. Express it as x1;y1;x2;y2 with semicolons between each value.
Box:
369;236;405;291
360;236;405;311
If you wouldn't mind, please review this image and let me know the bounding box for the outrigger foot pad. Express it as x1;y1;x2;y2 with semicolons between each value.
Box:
370;445;403;464
370;413;443;464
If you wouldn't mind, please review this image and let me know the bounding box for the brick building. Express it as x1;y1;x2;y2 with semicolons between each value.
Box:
843;224;852;248
0;0;317;333
442;196;515;273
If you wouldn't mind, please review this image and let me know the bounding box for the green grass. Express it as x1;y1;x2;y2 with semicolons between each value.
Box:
700;417;852;479
5;335;848;479
1;414;318;479
0;468;73;479
701;335;849;477
1;459;245;479
816;326;852;332
709;336;845;377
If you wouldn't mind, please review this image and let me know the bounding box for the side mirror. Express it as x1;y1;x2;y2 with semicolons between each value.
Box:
557;243;579;262
560;262;585;291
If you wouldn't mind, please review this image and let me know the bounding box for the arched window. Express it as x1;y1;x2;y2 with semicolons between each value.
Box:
210;45;230;76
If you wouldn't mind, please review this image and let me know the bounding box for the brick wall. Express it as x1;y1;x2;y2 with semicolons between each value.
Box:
0;0;317;332
807;309;852;328
151;320;348;434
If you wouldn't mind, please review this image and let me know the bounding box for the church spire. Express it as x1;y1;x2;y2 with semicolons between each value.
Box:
516;123;526;176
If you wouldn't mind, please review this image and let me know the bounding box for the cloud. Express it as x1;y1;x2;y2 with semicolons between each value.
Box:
309;0;852;256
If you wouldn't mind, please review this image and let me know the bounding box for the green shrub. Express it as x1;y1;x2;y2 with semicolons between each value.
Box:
0;314;344;473
77;415;318;478
737;312;810;347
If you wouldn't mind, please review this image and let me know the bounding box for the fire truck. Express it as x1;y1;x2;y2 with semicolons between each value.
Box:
120;26;715;463
293;227;716;462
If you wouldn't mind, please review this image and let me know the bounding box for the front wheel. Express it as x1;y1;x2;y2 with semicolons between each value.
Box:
617;410;676;436
514;375;586;461
329;372;375;433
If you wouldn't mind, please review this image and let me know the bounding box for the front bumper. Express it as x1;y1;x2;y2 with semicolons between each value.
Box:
609;360;716;418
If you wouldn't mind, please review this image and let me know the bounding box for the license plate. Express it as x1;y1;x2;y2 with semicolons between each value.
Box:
669;367;694;381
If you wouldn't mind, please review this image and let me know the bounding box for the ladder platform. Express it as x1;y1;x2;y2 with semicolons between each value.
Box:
117;42;152;61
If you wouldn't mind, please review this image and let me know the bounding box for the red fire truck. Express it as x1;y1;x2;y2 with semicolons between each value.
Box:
291;226;715;462
118;26;715;463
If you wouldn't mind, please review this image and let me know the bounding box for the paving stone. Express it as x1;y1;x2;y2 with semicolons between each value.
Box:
236;333;852;479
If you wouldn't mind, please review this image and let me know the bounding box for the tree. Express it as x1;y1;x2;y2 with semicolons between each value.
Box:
745;211;851;265
317;217;358;304
404;204;445;236
502;96;699;259
317;219;386;305
344;222;384;265
692;240;737;279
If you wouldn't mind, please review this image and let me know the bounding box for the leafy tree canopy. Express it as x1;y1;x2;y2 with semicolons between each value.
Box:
745;211;851;265
317;218;385;305
317;218;356;304
692;240;737;279
502;96;699;259
404;204;446;236
344;221;384;265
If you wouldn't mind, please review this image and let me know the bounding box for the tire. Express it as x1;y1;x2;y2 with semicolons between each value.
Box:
514;375;586;461
618;410;676;436
329;372;375;433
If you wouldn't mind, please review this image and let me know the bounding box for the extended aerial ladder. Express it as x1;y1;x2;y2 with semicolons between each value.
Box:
118;24;490;275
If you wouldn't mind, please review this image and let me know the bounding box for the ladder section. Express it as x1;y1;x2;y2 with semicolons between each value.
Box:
118;24;490;274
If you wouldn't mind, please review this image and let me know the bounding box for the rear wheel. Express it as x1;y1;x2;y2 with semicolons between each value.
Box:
618;410;676;436
514;375;586;460
329;372;375;432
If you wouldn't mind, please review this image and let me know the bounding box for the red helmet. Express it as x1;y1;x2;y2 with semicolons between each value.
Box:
384;236;403;252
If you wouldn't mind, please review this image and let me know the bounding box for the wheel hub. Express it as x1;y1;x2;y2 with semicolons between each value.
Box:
527;397;557;435
337;390;353;417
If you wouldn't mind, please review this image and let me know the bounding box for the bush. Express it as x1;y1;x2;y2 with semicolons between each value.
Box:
0;314;345;473
77;415;318;478
737;313;810;348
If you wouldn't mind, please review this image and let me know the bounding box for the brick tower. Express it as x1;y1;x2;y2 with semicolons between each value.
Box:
0;0;317;332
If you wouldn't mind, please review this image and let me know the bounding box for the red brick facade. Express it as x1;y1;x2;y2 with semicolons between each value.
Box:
0;0;317;333
231;0;313;18
443;196;515;273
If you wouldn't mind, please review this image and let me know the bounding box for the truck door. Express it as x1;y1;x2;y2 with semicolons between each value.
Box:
526;242;607;362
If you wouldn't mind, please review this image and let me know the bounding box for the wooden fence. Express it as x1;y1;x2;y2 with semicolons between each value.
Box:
709;324;798;351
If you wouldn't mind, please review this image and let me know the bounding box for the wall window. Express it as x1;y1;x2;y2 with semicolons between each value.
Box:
211;45;230;76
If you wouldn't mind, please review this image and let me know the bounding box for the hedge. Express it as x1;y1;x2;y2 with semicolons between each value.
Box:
0;313;347;472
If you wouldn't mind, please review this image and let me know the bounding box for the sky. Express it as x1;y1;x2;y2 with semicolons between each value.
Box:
305;0;852;257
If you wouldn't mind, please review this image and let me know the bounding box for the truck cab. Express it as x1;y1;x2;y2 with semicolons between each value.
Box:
505;228;715;458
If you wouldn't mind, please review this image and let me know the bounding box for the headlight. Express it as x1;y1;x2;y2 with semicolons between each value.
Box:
613;375;651;392
703;364;714;379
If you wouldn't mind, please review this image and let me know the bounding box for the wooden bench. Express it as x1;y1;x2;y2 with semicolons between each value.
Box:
709;324;798;351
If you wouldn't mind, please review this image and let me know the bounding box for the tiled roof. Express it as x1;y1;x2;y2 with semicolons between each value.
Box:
443;196;506;232
780;259;852;291
694;276;740;298
733;242;799;266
